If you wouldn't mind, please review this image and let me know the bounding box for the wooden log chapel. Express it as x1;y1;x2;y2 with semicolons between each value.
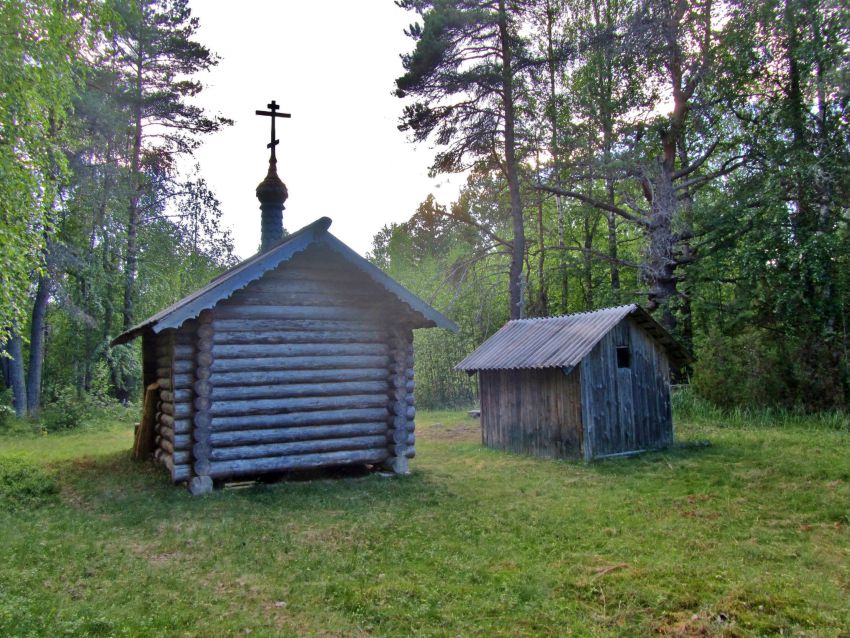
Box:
113;101;457;494
455;305;691;461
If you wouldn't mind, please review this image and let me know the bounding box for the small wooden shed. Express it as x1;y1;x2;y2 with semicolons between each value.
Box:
455;305;691;461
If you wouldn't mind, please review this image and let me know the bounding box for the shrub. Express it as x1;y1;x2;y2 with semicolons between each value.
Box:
41;385;87;432
0;457;58;510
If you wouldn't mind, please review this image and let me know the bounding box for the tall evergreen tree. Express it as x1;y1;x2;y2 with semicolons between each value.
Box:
395;0;534;318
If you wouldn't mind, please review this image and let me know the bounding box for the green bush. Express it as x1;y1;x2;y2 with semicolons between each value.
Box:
0;389;13;430
41;385;87;432
0;457;58;510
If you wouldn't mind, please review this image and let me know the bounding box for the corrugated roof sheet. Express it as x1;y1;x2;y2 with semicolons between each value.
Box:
112;216;458;346
455;304;691;371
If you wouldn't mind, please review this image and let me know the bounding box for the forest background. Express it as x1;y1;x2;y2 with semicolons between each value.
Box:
1;0;848;429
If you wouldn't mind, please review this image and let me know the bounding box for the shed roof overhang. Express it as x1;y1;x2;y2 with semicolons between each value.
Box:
455;304;692;373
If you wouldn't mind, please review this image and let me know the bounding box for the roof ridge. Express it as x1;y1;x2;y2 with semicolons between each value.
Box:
505;303;637;324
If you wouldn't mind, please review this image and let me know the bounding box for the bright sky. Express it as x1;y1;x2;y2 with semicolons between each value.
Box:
189;1;462;260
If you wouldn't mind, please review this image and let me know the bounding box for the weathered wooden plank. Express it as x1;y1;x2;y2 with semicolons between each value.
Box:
210;407;389;432
207;448;389;478
212;367;387;388
211;318;376;332
211;381;388;402
209;354;389;373
210;422;387;447
212;329;386;345
172;464;191;482
211;342;388;359
209;394;388;417
215;305;370;321
209;434;388;461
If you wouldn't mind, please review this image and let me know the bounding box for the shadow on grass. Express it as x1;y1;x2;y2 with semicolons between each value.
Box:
51;449;456;530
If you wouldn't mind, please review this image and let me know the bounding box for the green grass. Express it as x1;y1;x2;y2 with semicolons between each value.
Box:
1;408;849;637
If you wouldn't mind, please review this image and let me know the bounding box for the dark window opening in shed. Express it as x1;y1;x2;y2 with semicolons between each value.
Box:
616;346;631;369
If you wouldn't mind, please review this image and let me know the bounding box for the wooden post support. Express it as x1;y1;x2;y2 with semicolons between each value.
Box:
190;311;214;496
133;383;160;460
384;329;413;474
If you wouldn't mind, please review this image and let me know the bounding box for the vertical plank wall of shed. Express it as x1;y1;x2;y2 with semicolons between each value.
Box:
197;245;420;479
580;317;673;459
479;368;582;459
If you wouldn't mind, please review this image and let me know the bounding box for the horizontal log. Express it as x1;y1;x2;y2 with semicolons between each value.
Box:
156;377;172;390
174;388;193;402
210;354;389;373
407;432;416;445
174;434;192;450
212;329;386;345
156;367;172;379
160;390;174;403
158;413;174;428
209;394;388;417
174;373;194;388
262;267;373;284
173;450;191;465
158;425;174;441
156;356;172;368
405;447;415;459
173;359;194;374
207;448;389;479
174;403;193;418
406;406;416;419
238;278;372;295
210;422;388;447
211;367;387;388
215;305;374;321
157;437;174;455
174;329;196;345
172;464;191;482
170;344;194;358
211;342;388;360
212;319;376;333
211;381;387;402
160;403;174;416
387;428;407;444
173;418;192;435
227;291;385;308
209;434;388;462
211;407;389;432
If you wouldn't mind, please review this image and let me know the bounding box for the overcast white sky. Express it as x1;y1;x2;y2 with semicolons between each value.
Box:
189;1;462;259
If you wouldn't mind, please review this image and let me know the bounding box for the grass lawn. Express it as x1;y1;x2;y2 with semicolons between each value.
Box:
1;409;849;637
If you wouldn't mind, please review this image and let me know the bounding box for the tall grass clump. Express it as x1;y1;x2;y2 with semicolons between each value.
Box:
673;385;850;431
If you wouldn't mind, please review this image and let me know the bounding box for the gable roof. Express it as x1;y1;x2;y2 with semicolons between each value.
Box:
455;304;692;372
112;216;457;346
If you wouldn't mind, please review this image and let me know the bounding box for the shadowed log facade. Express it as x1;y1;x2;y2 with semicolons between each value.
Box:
117;217;456;493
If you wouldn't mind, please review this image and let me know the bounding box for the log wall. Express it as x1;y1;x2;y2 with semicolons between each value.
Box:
152;323;196;483
479;367;583;459
188;247;421;483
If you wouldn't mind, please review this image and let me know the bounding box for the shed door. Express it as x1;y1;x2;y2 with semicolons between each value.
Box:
582;322;640;458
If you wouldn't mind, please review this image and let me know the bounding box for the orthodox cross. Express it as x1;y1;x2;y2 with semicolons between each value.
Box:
255;100;291;162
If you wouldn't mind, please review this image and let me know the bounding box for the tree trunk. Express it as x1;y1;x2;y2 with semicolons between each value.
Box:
7;333;27;418
644;161;679;332
26;273;50;418
123;44;144;331
499;0;525;320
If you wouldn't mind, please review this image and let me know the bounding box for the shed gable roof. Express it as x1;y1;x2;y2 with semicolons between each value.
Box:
455;304;691;372
112;216;457;346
